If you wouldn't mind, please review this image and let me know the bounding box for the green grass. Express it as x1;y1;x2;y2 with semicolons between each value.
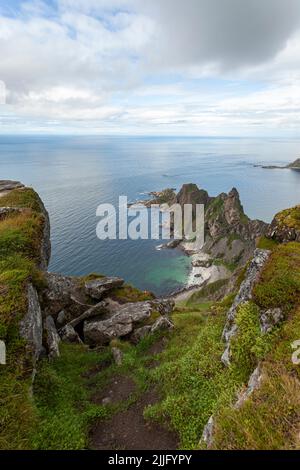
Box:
274;205;300;230
31;344;111;450
31;330;170;450
111;284;155;303
186;279;228;305
1;187;300;451
211;306;300;450
143;298;280;449
0;188;45;449
0;211;44;260
253;242;300;312
0;188;44;213
256;236;278;251
213;258;237;272
144;304;238;449
207;197;224;216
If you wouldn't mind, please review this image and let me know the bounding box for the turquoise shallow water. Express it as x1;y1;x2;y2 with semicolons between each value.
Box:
0;135;300;295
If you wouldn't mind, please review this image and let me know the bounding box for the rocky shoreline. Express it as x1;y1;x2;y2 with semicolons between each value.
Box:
134;183;269;300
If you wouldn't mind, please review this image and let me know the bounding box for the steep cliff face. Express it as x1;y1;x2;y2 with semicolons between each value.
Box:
170;183;268;269
0;182;51;448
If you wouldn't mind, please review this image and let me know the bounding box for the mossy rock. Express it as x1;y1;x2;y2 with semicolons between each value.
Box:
274;205;300;230
110;284;155;304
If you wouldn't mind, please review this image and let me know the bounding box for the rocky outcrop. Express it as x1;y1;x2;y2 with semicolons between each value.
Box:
200;416;215;448
221;249;271;366
83;300;174;346
0;180;24;194
150;316;174;333
152;184;268;273
130;325;152;344
85;277;124;300
235;365;263;409
41;273;88;321
151;298;175;315
35;191;51;271
175;183;211;218
258;158;300;170
201;365;264;448
204;188;268;254
59;324;82;344
287;158;300;169
260;308;284;334
19;284;43;369
267;205;300;243
45;316;60;359
0;207;23;220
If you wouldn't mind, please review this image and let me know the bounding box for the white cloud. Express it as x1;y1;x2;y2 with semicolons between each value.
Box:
1;0;300;134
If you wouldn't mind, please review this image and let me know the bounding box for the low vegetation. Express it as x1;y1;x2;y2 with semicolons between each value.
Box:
253;242;300;312
1;188;300;450
110;284;155;303
274;205;300;230
0;188;45;450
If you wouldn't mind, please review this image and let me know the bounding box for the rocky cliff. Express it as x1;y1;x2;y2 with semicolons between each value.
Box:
1;181;299;451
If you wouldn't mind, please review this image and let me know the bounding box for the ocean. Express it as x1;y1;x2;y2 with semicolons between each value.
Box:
0;135;299;296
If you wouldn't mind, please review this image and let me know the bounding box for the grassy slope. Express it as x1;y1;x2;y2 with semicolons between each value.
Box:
1;190;299;450
21;240;300;450
0;188;46;449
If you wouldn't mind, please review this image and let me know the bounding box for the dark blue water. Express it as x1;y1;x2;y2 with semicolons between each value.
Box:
0;135;299;295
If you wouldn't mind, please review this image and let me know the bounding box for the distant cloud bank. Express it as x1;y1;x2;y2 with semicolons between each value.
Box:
1;0;300;135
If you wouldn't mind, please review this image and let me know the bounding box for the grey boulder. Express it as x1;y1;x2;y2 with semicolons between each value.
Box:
19;284;43;366
260;308;284;334
85;277;124;300
83;301;153;346
45;316;60;359
59;324;82;344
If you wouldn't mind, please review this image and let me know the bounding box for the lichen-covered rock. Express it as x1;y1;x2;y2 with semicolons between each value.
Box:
45;316;60;359
56;310;66;328
0;180;24;193
130;325;152;344
130;315;174;344
42;272;92;321
221;249;271;366
200;416;215;448
85;277;124;300
0;207;23;221
235;365;263;409
267;205;300;243
260;308;284;334
59;324;82;344
68;301;107;328
151;298;175;315
84;301;153;346
150;316;174;334
19;284;43;366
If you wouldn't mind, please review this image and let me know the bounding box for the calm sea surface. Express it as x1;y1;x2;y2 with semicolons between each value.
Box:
0;135;300;295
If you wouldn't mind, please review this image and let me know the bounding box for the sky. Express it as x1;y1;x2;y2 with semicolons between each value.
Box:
1;0;300;135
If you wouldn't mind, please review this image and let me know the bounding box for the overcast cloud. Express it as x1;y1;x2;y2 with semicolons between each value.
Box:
1;0;300;134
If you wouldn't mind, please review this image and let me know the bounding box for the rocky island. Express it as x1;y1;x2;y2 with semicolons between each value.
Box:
0;180;300;450
254;157;300;170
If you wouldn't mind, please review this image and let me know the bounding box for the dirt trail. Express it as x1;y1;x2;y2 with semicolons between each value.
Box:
87;338;178;450
90;388;178;450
